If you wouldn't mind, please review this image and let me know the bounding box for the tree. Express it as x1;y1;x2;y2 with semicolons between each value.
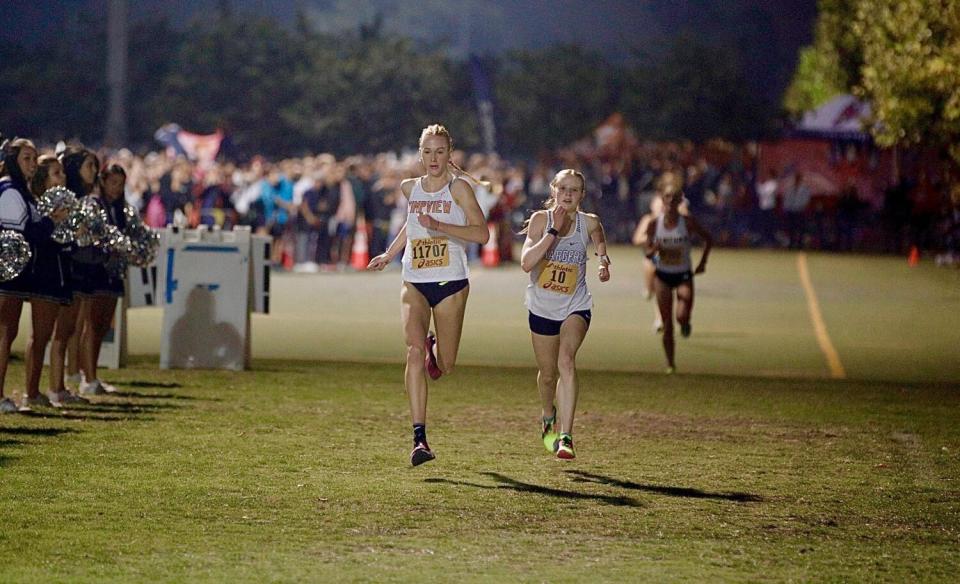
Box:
0;15;107;143
783;45;848;115
622;35;766;142
854;0;960;166
284;31;476;154
157;13;305;155
784;0;860;114
495;45;614;155
127;18;183;146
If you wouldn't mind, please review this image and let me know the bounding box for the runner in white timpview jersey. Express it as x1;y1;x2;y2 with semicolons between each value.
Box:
366;123;489;467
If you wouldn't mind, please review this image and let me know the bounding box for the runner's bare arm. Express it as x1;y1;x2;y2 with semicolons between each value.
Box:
586;213;611;282
366;181;415;270
686;214;713;274
520;211;556;273
417;178;489;244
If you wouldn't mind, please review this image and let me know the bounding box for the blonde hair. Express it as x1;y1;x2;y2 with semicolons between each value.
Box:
418;123;489;189
520;169;586;234
543;169;586;210
419;124;452;150
657;171;683;195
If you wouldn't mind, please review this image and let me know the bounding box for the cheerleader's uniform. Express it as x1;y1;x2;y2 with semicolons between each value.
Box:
0;179;73;304
71;196;126;298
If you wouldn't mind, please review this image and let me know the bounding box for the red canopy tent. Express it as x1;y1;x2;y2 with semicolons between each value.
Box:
758;95;895;208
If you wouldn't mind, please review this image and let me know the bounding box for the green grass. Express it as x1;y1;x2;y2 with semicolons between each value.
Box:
105;247;960;382
1;360;958;582
1;249;959;581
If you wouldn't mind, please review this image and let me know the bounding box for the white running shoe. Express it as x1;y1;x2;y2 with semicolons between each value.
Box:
19;393;53;411
100;381;119;394
79;379;107;396
0;397;18;414
47;389;90;406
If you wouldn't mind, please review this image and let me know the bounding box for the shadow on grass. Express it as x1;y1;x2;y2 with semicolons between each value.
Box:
0;426;77;437
425;472;640;507
72;401;183;413
117;381;184;389
565;470;763;503
0;427;77;467
15;410;155;423
111;391;217;402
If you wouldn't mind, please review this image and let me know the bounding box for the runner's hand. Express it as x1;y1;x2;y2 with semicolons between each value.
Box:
551;207;570;234
417;214;439;231
366;254;390;271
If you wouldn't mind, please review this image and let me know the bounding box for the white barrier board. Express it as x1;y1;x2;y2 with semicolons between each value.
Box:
158;227;250;370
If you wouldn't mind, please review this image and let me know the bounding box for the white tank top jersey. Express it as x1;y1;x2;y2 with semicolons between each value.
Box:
654;214;692;273
402;177;469;283
526;211;593;320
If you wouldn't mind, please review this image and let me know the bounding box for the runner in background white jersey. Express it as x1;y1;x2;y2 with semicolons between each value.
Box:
643;172;713;374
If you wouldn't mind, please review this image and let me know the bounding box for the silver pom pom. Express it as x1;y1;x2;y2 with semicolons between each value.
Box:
124;222;160;267
75;199;109;247
98;224;131;254
122;202;143;230
105;253;128;279
0;230;32;282
39;186;82;244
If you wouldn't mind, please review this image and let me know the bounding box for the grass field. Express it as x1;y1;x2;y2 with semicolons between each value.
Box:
1;249;958;582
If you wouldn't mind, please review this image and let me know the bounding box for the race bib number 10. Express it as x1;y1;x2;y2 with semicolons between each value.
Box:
411;237;450;269
537;260;578;295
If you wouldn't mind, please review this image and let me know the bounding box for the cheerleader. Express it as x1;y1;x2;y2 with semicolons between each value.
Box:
53;147;100;395
0;138;69;412
74;163;128;396
29;154;86;405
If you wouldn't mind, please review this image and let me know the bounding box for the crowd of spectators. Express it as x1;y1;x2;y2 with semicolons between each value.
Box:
75;138;960;271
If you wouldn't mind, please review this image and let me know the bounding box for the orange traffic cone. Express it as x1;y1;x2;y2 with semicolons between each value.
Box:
482;222;500;267
908;246;920;267
351;217;370;270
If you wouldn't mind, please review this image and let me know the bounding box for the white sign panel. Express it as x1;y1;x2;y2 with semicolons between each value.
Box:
159;228;250;370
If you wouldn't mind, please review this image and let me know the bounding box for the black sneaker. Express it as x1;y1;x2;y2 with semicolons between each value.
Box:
680;322;692;338
411;441;435;466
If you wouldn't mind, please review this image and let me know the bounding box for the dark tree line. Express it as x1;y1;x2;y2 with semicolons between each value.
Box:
1;10;784;158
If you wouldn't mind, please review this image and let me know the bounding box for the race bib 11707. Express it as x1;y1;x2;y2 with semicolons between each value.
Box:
410;237;450;269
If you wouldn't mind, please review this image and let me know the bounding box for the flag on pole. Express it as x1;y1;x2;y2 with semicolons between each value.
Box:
154;123;224;169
